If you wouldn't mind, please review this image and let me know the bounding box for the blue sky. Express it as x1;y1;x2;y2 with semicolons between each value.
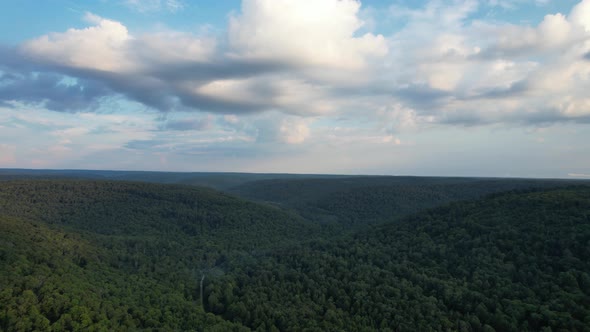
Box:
0;0;589;178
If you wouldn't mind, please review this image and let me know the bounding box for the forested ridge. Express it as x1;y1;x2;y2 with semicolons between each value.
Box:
1;179;589;331
0;169;346;191
211;187;590;331
0;180;317;245
0;180;316;331
229;177;581;226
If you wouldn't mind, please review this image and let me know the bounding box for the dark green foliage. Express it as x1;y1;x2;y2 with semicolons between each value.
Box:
0;216;247;331
0;168;345;190
230;176;584;226
1;178;589;331
0;180;315;331
0;180;317;244
215;187;590;331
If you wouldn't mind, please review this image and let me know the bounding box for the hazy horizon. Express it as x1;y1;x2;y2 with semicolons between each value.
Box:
2;167;590;181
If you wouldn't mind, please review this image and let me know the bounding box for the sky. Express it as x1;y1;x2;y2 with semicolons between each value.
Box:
0;0;589;178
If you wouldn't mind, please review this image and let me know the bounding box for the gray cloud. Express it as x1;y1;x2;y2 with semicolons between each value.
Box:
467;80;529;100
123;137;268;159
162;118;212;131
0;41;292;114
516;108;590;125
0;71;111;112
393;84;453;111
439;111;493;126
440;106;590;127
141;58;285;82
177;145;269;159
125;139;167;150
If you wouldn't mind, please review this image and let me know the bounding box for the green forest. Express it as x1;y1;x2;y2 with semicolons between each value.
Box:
1;176;589;331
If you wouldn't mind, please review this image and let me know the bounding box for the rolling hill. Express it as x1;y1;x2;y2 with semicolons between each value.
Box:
1;179;589;331
214;187;590;331
229;176;585;226
0;180;317;331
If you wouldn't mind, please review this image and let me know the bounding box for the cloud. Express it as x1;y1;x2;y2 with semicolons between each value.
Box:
475;9;588;58
9;10;348;115
392;83;452;109
161;116;213;131
570;0;590;32
228;0;387;70
568;173;590;178
131;31;216;66
0;0;589;132
468;79;529;99
278;117;311;144
20;13;215;74
125;0;184;13
0;144;16;165
188;76;338;115
0;72;111;112
21;13;133;72
125;139;167;150
0;105;160;168
486;0;550;9
379;0;590;126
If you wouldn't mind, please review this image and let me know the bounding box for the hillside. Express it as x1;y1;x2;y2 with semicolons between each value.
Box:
1;180;589;331
229;176;585;225
0;180;317;245
214;187;590;331
0;180;323;331
0;215;249;331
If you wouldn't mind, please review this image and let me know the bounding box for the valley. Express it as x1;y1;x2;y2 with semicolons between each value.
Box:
1;172;589;331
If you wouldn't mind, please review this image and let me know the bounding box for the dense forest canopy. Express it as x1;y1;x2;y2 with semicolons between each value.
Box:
1;174;589;331
229;176;584;226
0;169;348;191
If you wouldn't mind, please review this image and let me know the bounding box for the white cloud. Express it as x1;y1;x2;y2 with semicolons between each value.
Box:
381;0;590;126
480;10;588;57
20;13;215;74
570;0;590;32
555;97;590;117
0;104;162;168
223;114;240;125
52;127;91;144
228;0;387;70
133;31;216;65
279;117;311;144
376;103;422;133
21;13;133;72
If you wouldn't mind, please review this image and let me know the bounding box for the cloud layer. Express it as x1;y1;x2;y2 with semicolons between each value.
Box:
0;0;589;176
1;0;588;127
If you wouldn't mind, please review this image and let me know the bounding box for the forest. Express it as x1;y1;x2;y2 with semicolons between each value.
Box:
0;173;589;331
